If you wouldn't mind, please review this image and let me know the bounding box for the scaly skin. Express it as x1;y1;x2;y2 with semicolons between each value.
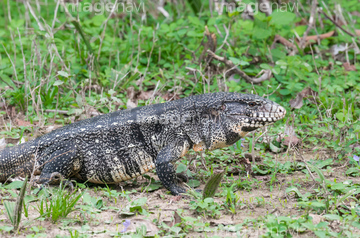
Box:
0;92;286;195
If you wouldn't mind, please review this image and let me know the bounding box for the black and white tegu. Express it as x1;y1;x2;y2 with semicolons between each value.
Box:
0;92;286;195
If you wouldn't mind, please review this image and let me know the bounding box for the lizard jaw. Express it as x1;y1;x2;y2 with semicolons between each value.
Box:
240;105;286;132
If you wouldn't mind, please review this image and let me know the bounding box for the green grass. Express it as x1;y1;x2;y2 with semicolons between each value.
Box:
0;0;360;237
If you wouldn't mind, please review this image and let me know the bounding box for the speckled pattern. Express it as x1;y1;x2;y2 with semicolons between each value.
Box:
0;92;286;195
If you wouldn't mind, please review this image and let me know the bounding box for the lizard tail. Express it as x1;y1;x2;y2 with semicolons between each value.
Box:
0;141;39;182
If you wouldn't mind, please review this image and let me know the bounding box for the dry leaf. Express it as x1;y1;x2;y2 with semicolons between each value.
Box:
343;62;357;71
309;214;323;225
124;219;159;236
16;119;31;127
169;195;182;204
161;92;180;101
289;94;303;109
137;90;155;101
282;135;301;146
305;31;335;42
174;211;181;225
289;87;318;109
0;137;6;150
126;100;137;109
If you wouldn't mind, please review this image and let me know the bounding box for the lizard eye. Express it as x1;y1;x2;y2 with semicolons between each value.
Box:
249;102;256;107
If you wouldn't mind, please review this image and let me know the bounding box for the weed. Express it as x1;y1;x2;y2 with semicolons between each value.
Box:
36;182;83;222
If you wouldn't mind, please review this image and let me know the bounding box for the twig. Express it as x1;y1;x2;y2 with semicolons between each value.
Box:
216;24;230;51
299;0;318;49
44;109;102;116
295;149;317;183
319;9;357;37
0;76;14;89
144;30;158;80
60;1;98;75
309;45;319;74
207;50;272;83
271;35;297;51
2;43;18;82
97;0;119;61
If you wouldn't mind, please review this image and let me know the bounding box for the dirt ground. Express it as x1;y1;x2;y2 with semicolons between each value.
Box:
1;149;357;238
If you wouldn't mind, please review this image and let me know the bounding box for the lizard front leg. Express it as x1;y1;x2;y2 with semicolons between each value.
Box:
155;139;191;195
37;140;81;185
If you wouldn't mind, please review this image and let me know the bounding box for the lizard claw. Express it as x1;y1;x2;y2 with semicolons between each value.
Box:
175;172;188;183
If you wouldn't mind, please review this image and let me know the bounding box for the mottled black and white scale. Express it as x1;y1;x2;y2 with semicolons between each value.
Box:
0;92;286;195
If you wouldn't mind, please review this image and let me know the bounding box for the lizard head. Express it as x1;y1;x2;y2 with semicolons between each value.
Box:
200;93;286;150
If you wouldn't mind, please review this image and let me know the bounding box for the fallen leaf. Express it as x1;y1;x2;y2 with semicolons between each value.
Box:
349;143;360;150
136;90;155;101
46;126;58;133
169;195;182;204
174;211;181;225
270;141;282;153
309;214;323;225
126;100;137;109
17;137;26;145
305;31;335;43
289;87;318;109
127;86;136;100
282;135;301;146
161;92;180;101
295;18;307;26
289;94;303;109
0;137;6;149
124;219;159;236
343;62;356;71
16;119;31;127
330;44;347;57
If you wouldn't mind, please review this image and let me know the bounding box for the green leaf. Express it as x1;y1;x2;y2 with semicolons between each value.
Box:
203;171;224;200
13;176;27;231
53;80;64;86
4;201;15;224
270;11;296;26
252;27;272;40
270;141;282;153
57;71;69;78
323;214;342;221
92;15;106;27
346;167;360;176
145;183;162;192
336;112;345;122
229;57;241;65
285;187;303;198
95;199;103;209
4;181;24;189
187;179;200;188
132;197;147;207
0;226;14;232
176;163;187;173
279;89;291;95
314;231;327;238
187;16;203;26
293;25;307;36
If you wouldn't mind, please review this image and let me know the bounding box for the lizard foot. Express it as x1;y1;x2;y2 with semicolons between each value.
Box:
168;184;187;196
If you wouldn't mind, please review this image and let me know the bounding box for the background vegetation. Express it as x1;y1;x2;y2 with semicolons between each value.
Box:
0;0;359;237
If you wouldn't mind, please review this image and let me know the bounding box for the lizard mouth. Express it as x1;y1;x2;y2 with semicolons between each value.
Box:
240;106;286;132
